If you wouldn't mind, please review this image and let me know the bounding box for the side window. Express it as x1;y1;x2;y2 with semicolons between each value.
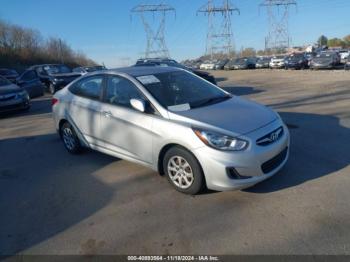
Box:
105;76;143;109
70;76;103;100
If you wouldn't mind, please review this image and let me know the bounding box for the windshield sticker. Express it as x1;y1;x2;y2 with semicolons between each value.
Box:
136;75;160;85
168;103;191;112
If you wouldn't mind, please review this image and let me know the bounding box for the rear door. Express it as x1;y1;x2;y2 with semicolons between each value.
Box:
100;75;154;164
68;75;105;146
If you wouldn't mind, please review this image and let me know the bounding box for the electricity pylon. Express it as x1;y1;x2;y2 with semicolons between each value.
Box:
260;0;297;51
198;0;240;59
131;3;175;58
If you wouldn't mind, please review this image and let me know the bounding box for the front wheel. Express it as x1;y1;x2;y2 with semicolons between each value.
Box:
60;122;82;154
163;147;205;195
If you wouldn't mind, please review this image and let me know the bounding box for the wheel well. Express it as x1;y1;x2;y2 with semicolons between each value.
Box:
158;144;178;176
157;143;202;176
58;119;68;136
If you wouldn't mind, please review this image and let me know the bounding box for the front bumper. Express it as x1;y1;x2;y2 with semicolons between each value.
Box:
0;97;30;113
270;63;285;68
193;120;290;191
311;64;333;69
234;65;248;70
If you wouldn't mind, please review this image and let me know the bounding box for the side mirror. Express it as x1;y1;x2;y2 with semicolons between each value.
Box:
130;99;146;113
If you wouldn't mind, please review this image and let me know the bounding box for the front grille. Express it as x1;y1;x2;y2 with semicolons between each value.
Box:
261;147;288;174
257;127;284;146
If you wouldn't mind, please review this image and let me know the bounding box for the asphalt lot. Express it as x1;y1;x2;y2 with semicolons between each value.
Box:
1;69;350;255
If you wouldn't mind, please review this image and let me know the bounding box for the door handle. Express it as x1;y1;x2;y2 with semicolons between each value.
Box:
103;111;112;118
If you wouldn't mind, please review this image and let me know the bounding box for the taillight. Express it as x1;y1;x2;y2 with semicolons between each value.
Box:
52;98;59;106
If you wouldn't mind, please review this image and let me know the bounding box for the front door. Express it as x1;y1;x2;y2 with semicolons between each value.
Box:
100;75;154;164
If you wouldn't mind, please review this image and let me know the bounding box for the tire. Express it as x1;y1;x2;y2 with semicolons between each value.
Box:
163;146;205;195
49;83;56;95
60;122;82;154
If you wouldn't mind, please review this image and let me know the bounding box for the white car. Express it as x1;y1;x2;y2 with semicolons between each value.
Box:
339;50;349;64
200;61;217;70
52;67;290;195
269;56;286;69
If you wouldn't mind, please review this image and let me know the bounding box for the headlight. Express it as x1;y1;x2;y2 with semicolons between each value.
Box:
193;129;248;151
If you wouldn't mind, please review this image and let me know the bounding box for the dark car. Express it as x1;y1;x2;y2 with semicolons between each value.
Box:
73;65;107;75
310;52;340;70
29;64;81;94
134;58;217;85
226;57;256;70
0;68;19;83
284;53;309;70
255;57;271;69
214;59;229;70
0;76;30;114
16;69;45;98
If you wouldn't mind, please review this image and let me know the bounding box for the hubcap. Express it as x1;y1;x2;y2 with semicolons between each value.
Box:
167;156;194;189
62;127;76;150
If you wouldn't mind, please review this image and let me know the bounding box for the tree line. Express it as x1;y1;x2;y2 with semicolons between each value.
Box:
318;35;350;48
0;20;97;71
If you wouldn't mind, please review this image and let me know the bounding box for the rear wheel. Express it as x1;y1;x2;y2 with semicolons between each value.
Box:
60;122;82;154
163;147;205;195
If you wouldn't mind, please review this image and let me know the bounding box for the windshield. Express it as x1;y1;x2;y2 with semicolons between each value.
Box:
287;55;304;60
316;53;333;59
136;71;230;111
0;76;11;87
258;58;270;62
273;56;285;59
235;58;247;64
44;65;72;74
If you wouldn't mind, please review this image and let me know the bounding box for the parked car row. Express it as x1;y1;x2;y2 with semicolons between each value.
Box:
134;58;217;85
185;50;348;71
0;64;105;115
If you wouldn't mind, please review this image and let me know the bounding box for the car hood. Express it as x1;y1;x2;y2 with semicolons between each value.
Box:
312;58;332;64
170;97;278;136
1;74;18;78
271;59;284;63
0;84;22;95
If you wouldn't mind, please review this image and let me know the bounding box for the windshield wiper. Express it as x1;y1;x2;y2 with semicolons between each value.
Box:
191;95;232;109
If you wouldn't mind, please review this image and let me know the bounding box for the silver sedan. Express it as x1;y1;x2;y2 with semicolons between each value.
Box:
52;66;290;194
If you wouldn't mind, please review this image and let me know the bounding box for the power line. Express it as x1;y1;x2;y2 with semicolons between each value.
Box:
260;0;297;51
131;3;176;58
197;0;240;59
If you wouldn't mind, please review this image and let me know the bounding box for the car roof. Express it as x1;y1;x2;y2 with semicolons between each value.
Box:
107;66;182;77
